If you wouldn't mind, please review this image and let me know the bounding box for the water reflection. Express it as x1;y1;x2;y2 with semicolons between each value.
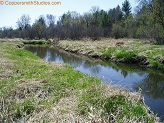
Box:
135;73;164;99
25;45;164;120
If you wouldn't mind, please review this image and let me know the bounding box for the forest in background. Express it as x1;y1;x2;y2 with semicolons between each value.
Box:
0;0;163;44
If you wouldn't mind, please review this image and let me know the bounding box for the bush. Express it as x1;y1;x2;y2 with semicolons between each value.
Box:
112;23;125;39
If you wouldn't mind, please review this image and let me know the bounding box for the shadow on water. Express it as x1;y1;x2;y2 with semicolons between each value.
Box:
25;45;164;121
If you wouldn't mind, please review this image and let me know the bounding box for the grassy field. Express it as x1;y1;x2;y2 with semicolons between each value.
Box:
0;40;159;122
57;38;164;69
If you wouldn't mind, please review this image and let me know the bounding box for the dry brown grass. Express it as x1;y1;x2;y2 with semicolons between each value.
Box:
58;39;133;50
0;57;14;81
0;38;23;42
13;83;155;123
27;95;81;123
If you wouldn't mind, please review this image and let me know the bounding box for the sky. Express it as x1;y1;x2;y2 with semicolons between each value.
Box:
0;0;138;28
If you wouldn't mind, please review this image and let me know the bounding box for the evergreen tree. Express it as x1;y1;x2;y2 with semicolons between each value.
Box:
122;0;132;17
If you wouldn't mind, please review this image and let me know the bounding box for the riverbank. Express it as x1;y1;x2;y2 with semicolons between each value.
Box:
56;39;164;70
0;40;159;122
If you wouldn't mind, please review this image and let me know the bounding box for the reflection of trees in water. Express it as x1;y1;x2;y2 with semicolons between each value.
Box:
25;46;60;61
26;46;47;59
57;49;84;68
83;60;101;75
121;69;147;80
134;73;164;99
111;66;119;72
26;46;102;74
121;70;128;78
26;46;82;67
48;48;62;61
136;72;145;77
52;47;102;74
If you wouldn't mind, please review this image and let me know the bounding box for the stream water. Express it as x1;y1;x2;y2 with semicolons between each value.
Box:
25;45;164;121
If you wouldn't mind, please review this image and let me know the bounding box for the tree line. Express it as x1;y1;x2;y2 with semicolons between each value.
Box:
0;0;163;44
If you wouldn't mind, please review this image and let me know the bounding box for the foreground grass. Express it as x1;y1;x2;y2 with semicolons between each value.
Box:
0;41;159;122
57;39;164;69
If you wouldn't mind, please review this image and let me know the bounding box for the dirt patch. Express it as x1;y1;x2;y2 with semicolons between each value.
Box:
115;41;124;46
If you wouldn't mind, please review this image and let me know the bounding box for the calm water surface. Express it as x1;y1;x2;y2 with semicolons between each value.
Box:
25;45;164;120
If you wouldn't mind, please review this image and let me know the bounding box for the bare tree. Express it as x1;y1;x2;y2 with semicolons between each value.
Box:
33;15;46;39
46;14;56;39
16;14;31;39
46;14;55;27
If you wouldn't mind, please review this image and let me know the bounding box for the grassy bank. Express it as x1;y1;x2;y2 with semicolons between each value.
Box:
0;41;159;122
57;39;164;69
23;39;52;45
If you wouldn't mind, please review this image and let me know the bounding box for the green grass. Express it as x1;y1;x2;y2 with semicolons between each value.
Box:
14;98;35;119
103;48;116;58
116;51;136;60
103;95;147;118
0;41;159;122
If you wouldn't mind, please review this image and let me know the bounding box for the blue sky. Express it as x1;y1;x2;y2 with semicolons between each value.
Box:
0;0;138;28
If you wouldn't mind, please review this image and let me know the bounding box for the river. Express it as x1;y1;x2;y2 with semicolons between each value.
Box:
25;45;164;121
